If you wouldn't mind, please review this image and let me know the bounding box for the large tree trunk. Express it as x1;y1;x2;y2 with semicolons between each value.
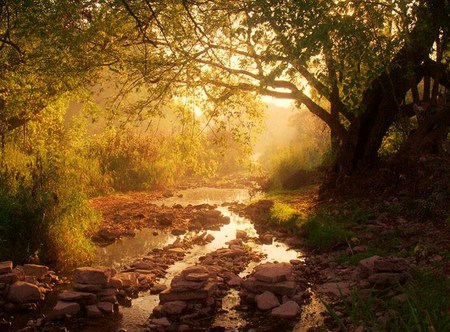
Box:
323;0;446;188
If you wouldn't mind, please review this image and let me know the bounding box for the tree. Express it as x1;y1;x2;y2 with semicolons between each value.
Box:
0;0;133;134
117;0;449;186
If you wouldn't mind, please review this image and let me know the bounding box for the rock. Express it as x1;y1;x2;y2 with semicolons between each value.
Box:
86;304;103;318
24;276;37;284
171;229;186;236
23;264;49;279
150;284;167;295
73;267;113;286
131;261;154;270
97;301;114;313
243;277;297;296
289;259;302;266
116;272;138;288
358;256;381;278
167;248;185;254
161;301;187;314
260;234;273;245
222;271;242;286
181;266;209;277
184;273;210;282
58;290;97;304
170;276;205;291
0;261;13;275
255;291;280;310
7;281;42;304
253;263;292;283
108;277;123;289
236;230;247;239
270;301;300;318
352;245;368;253
50;301;80;319
368;273;405;286
0;273;18;284
316;281;352;297
373;258;409;272
159;282;217;303
12;267;25;281
205;234;215;242
151;317;171;327
73;283;103;292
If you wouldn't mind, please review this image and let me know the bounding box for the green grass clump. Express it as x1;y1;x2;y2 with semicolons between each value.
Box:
300;216;353;250
269;201;308;234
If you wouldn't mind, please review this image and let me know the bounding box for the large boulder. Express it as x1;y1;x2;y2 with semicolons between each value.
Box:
7;281;42;304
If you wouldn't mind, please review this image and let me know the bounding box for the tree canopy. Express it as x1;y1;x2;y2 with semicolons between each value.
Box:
1;0;449;182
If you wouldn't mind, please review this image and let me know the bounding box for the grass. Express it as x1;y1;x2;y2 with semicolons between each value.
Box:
324;268;450;331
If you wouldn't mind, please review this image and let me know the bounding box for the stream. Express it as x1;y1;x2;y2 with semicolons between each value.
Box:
87;187;322;331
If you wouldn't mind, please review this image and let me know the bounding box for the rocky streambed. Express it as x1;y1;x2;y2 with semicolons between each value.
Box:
0;186;424;331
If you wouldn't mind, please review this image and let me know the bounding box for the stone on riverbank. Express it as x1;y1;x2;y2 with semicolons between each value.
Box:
57;290;97;304
49;301;80;319
73;266;114;286
254;263;292;283
270;301;300;318
23;264;49;280
7;281;42;304
255;291;280;310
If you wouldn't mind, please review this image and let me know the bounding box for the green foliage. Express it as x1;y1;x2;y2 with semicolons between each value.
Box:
0;97;101;269
269;202;304;231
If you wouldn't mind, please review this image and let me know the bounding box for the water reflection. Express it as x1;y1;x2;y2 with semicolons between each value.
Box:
93;228;176;269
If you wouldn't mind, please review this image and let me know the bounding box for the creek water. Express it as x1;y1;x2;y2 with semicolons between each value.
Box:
88;187;320;331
